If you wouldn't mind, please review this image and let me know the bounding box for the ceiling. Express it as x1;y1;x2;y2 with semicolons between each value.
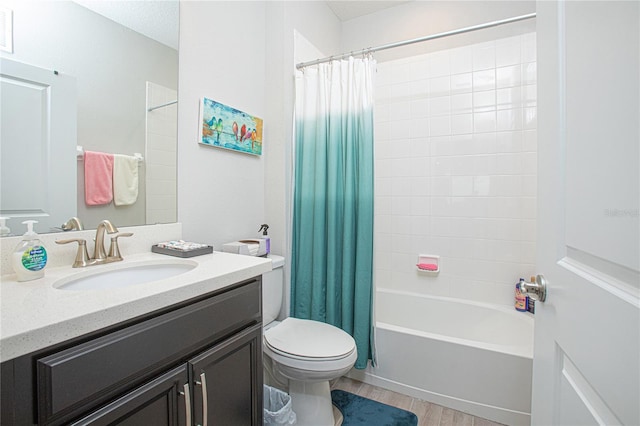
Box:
72;0;179;50
326;0;412;21
72;1;411;50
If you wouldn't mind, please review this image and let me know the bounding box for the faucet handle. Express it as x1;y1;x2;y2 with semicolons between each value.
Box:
108;232;133;261
56;238;91;268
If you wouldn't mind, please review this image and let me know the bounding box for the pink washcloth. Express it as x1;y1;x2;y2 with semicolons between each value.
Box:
417;263;438;271
84;151;114;205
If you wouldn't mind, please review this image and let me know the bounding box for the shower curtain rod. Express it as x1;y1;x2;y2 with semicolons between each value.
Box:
148;100;177;112
295;12;536;70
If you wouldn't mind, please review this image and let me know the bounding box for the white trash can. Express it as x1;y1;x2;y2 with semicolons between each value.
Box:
263;385;297;425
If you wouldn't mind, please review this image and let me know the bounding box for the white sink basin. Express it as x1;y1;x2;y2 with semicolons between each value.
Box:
54;260;197;291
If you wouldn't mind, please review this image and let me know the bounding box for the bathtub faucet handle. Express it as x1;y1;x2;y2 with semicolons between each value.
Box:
518;275;547;302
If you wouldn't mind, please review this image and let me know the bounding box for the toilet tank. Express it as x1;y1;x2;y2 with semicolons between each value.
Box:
262;255;284;325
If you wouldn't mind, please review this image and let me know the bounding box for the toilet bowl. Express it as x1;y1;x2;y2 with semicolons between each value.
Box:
262;256;357;426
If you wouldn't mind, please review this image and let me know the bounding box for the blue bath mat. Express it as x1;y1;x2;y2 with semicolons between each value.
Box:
331;390;418;426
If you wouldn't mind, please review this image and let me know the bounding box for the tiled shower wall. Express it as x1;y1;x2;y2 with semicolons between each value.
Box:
374;33;537;307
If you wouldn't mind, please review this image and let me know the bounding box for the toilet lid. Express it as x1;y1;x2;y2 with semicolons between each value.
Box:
264;317;356;360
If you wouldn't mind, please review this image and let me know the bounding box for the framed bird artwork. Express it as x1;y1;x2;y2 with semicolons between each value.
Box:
199;97;263;156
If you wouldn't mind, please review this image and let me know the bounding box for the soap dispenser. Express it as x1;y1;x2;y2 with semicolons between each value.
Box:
12;220;48;282
259;224;270;254
0;217;10;236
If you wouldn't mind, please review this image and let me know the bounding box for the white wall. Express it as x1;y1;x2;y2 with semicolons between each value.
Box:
177;1;268;248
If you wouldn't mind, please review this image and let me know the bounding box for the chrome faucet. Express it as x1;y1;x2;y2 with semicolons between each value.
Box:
56;220;133;267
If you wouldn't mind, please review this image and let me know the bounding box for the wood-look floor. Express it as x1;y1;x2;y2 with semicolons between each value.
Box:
331;377;505;426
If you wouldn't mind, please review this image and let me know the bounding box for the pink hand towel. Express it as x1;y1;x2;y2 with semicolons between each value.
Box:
84;151;114;205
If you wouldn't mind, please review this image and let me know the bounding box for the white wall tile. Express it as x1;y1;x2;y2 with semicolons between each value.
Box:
451;114;473;135
429;116;451;136
374;32;537;308
497;87;523;110
450;46;473;74
496;64;522;88
451;73;473;94
428;76;451;97
472;42;496;70
392;215;412;234
522;62;537;84
409;79;429;98
391;61;412;83
523;129;537;152
410;117;430;139
410;138;430;157
473;69;496;91
473;90;496;112
409;59;429;81
429;50;451;77
389;119;412;140
522;84;537;106
497;108;523;131
410;98;429;118
496;37;521;67
473;111;497;133
428;96;451;116
451;93;472;113
410;177;430;197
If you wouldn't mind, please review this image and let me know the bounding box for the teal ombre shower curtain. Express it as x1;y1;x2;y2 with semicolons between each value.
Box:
291;57;375;369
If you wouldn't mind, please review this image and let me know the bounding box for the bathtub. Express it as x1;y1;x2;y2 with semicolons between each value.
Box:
348;289;534;425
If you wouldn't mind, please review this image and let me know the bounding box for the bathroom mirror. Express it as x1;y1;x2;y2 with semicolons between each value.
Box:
0;0;178;235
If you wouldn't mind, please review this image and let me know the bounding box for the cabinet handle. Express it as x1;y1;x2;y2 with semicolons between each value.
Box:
180;383;192;426
199;373;209;426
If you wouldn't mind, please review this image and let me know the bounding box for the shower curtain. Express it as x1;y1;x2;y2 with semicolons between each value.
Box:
291;57;376;369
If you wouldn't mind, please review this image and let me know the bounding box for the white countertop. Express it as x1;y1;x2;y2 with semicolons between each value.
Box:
0;251;272;362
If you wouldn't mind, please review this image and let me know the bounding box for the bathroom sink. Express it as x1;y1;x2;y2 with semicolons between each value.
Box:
54;260;197;291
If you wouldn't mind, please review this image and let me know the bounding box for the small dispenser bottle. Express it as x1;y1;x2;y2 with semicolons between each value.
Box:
259;224;270;255
0;217;11;236
515;278;529;312
12;220;48;282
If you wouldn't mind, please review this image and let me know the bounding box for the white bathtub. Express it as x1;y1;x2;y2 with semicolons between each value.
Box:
348;289;534;425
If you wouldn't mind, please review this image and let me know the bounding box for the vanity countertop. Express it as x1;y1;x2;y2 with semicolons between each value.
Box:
0;251;272;363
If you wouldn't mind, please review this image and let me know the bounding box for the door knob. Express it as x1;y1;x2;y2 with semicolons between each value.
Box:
518;274;547;302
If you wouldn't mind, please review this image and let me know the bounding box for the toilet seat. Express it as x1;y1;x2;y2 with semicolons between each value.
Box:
264;318;356;360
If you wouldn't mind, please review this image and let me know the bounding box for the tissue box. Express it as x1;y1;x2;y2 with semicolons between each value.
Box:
222;239;267;256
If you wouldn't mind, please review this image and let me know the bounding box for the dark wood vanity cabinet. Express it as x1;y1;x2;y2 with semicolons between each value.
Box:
1;278;264;426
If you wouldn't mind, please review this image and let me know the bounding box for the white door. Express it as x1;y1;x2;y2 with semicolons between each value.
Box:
0;58;77;234
533;1;639;425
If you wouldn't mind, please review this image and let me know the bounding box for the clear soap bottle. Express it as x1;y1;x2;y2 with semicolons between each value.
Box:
12;220;48;282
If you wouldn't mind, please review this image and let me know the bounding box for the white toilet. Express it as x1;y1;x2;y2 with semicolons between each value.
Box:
262;255;357;426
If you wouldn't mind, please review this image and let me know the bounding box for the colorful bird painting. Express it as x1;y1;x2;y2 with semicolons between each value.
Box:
232;122;239;141
216;118;223;142
200;97;263;155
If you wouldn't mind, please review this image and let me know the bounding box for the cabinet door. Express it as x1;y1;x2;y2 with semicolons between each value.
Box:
190;324;263;426
70;365;189;426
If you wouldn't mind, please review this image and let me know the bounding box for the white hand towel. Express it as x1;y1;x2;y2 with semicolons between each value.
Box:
113;154;139;206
